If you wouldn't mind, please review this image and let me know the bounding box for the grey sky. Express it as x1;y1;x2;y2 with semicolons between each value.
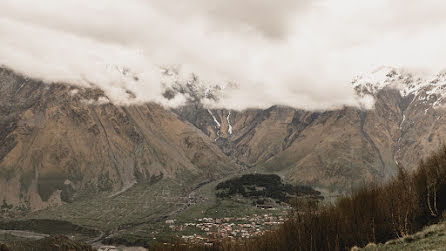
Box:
0;0;445;110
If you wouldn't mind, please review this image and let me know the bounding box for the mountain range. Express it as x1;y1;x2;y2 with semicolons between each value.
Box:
1;66;446;211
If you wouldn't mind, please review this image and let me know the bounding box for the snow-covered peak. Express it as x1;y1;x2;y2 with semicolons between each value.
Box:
352;66;398;89
160;67;228;105
353;67;446;109
352;66;419;96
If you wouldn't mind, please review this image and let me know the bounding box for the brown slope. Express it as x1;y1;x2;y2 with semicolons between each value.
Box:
0;68;239;211
175;81;446;192
393;88;446;172
174;89;411;192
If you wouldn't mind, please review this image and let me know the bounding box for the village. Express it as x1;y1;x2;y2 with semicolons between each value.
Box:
165;213;287;244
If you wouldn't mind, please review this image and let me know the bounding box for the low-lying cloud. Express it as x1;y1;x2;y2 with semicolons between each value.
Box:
0;0;446;110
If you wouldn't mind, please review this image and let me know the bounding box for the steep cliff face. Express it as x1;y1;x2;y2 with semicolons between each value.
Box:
174;68;446;191
175;103;400;191
0;68;239;210
353;67;446;172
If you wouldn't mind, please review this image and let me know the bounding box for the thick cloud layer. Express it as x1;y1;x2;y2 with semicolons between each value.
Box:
0;0;445;110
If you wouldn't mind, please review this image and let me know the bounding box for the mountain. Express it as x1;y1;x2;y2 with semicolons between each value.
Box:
2;65;446;211
173;67;446;191
353;67;446;170
0;67;240;211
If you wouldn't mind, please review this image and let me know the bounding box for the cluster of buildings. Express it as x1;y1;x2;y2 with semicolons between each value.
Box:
165;213;286;243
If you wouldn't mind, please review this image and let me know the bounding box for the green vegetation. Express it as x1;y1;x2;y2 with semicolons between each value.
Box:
97;172;114;192
103;233;151;247
152;146;446;251
358;221;446;250
1;171;314;249
0;201;12;211
13;146;446;251
26;173;197;230
216;174;321;203
0;233;29;243
37;172;66;202
2;235;94;251
0;219;99;239
60;184;76;203
13;171;220;246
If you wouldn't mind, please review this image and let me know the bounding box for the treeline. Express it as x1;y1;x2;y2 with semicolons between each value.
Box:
152;146;446;251
215;174;321;203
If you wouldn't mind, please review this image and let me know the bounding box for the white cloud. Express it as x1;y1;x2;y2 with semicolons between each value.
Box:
0;0;445;110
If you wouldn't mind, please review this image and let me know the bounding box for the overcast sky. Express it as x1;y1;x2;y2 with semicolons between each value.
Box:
1;0;446;110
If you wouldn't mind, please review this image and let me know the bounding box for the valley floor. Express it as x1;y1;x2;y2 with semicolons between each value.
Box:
0;172;298;248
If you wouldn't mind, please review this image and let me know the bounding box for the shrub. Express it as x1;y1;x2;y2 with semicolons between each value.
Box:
154;146;446;251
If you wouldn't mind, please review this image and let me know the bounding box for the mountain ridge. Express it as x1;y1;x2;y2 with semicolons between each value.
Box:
172;67;446;192
1;66;446;211
0;67;240;211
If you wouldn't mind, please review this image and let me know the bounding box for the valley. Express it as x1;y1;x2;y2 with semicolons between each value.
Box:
2;67;446;249
0;1;443;249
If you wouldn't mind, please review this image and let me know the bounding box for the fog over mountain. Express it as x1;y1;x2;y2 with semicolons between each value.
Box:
1;0;446;110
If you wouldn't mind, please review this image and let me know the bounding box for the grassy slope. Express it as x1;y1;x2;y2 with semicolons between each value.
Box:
8;169;292;246
3;235;94;251
359;221;446;251
0;233;29;243
99;173;290;245
26;178;194;232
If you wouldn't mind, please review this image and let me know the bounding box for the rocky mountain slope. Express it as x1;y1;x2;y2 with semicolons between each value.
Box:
2;65;446;211
0;68;240;211
173;67;446;191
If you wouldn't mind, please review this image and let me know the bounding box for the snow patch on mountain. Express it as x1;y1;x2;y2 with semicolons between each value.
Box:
227;112;233;135
207;109;221;128
159;67;231;107
15;81;27;95
353;67;446;109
